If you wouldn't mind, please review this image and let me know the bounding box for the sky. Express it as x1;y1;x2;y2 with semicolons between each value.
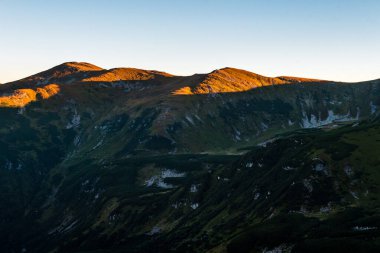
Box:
0;0;379;83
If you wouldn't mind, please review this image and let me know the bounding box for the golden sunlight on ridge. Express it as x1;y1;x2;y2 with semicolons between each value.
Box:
172;68;324;95
0;84;60;108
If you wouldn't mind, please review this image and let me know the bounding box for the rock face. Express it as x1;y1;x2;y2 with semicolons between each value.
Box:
0;62;379;252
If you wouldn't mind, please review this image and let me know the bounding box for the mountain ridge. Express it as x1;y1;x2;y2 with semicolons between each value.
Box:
172;67;326;95
1;62;327;95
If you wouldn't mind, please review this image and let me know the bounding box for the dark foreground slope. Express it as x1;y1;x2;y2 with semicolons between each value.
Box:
2;117;379;253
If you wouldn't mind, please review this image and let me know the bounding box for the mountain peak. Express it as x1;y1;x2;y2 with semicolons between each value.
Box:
172;67;326;95
173;68;284;95
56;62;103;72
37;61;103;78
16;62;103;85
81;67;173;83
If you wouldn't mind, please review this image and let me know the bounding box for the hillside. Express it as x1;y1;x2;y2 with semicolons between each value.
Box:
0;62;378;156
0;62;379;252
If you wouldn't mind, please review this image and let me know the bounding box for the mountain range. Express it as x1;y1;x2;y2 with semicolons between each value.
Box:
0;62;379;252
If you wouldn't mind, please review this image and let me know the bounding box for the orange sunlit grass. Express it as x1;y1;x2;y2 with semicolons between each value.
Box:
172;67;323;95
0;84;60;108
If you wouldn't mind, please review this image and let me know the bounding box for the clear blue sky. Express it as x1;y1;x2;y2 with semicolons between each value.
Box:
1;0;379;83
